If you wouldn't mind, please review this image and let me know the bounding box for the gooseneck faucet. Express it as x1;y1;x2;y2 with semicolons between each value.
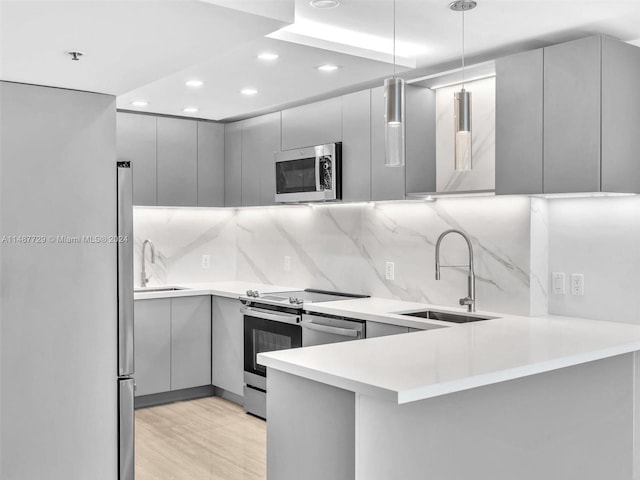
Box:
435;229;475;312
141;239;156;288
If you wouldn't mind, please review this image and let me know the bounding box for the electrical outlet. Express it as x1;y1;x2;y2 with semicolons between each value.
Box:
385;262;395;280
552;272;565;295
284;256;291;272
201;254;210;269
570;273;584;296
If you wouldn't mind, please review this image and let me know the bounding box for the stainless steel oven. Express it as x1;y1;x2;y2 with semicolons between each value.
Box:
241;304;302;419
274;142;342;203
241;288;368;419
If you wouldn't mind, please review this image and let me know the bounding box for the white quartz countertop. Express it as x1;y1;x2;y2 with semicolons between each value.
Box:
133;281;299;300
259;297;640;404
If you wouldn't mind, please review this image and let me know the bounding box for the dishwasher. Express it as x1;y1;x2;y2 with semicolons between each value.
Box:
301;313;365;347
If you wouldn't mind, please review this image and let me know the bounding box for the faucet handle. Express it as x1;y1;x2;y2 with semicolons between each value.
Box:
460;297;476;312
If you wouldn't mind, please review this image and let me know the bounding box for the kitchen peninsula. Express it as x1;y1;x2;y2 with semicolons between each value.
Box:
259;298;640;480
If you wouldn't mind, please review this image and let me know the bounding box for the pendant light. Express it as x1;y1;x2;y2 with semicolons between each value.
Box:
450;0;476;171
384;0;405;167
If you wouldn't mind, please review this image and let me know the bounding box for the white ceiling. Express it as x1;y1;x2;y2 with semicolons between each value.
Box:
3;0;640;121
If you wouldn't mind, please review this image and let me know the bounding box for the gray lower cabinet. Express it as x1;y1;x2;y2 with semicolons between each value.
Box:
170;296;212;391
117;112;157;206
366;321;409;338
211;296;244;397
341;90;371;202
371;85;436;200
224;121;243;207
281;97;342;150
157;117;198;206
496;35;640;195
197;122;225;207
134;296;212;396
134;298;171;396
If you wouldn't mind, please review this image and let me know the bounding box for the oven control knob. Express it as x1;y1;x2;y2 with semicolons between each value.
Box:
289;297;296;304
253;290;260;297
246;290;252;297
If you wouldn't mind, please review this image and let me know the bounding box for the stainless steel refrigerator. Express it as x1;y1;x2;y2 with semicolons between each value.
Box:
117;161;135;480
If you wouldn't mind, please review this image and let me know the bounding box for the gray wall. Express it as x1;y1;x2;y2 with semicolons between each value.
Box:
0;82;118;479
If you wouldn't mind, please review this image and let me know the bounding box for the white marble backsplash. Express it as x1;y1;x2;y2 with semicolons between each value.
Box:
133;207;236;287
135;197;539;315
547;196;640;324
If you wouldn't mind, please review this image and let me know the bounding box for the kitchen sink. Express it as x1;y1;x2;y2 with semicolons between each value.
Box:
400;309;496;324
134;286;187;293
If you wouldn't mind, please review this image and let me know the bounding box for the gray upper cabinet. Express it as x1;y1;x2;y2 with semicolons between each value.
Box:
281;97;342;150
496;35;640;195
405;86;436;195
157;117;198;206
495;49;544;195
117;112;157;206
134;299;171;396
241;113;281;206
371;85;436;201
197;122;225;207
118;113;225;206
601;38;640;193
212;296;244;397
543;36;602;194
170;296;212;391
224;121;243;207
341;90;371;202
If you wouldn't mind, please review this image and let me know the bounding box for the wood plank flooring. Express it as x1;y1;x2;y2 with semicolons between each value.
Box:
136;396;266;480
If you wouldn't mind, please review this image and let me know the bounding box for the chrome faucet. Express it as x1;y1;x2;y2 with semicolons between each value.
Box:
435;229;476;312
140;239;156;288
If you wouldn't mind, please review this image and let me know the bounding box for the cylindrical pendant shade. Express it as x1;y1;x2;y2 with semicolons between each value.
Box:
384;77;405;167
454;89;472;171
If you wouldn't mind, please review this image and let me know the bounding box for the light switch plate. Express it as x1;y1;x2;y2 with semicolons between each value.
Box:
552;272;565;295
571;274;584;296
201;254;210;269
284;256;291;272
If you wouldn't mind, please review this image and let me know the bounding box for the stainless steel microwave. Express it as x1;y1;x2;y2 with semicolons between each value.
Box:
274;142;342;203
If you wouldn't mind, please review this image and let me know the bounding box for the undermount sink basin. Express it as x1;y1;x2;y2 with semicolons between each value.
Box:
134;286;187;293
400;309;496;324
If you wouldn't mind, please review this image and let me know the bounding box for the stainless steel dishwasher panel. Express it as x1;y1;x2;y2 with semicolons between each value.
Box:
301;314;365;347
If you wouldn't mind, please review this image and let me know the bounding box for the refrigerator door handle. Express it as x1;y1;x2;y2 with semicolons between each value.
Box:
119;378;135;480
117;161;135;377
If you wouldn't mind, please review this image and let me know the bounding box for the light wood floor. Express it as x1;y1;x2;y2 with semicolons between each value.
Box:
136;396;266;480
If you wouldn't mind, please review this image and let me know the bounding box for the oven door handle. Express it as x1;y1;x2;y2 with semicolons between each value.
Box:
300;321;361;338
240;306;301;325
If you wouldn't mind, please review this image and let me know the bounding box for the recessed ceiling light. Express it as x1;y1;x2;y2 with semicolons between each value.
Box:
241;88;258;96
185;80;204;88
131;100;149;107
182;107;199;114
258;52;279;61
310;0;341;8
317;64;340;72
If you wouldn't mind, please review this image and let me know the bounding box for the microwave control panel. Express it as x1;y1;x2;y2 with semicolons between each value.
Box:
319;157;332;191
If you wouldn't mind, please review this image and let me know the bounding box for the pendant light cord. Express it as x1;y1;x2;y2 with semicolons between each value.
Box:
393;0;396;78
461;7;465;90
